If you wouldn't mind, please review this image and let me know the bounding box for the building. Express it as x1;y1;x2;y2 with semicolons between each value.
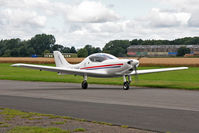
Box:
44;53;77;58
127;45;199;57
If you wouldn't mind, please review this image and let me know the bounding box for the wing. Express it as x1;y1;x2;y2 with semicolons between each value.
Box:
11;63;107;77
130;67;188;75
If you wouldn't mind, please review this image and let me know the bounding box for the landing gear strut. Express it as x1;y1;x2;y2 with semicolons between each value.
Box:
123;75;131;90
81;75;88;89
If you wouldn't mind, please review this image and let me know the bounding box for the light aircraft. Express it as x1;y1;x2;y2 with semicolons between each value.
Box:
12;51;188;90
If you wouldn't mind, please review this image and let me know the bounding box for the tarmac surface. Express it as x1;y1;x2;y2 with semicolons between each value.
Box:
0;80;199;133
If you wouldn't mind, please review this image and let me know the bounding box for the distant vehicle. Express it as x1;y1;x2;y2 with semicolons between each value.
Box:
12;51;188;90
31;54;37;58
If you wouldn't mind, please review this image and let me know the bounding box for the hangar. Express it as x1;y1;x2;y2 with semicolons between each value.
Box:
127;45;199;57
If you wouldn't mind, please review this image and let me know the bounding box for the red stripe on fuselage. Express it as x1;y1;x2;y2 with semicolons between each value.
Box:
80;63;123;70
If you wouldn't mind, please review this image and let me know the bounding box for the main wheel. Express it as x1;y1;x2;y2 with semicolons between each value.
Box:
123;81;129;90
81;80;88;89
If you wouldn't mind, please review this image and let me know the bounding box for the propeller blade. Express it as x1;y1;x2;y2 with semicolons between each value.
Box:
134;65;138;81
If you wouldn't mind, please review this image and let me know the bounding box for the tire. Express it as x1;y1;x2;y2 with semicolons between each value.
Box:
123;82;129;90
82;80;88;89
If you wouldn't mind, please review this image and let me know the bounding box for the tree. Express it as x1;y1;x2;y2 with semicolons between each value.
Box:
6;38;21;49
103;40;130;57
84;45;101;55
70;46;77;53
131;39;142;45
77;48;88;57
93;47;101;53
51;44;64;51
43;50;50;55
84;45;93;55
27;47;35;56
3;49;11;57
177;47;191;56
62;47;71;53
10;48;19;57
30;34;56;56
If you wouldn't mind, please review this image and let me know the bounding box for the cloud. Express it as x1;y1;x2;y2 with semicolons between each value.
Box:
156;0;199;11
188;13;199;27
64;1;120;23
0;5;46;39
147;8;190;27
153;0;199;27
0;0;199;48
0;8;46;27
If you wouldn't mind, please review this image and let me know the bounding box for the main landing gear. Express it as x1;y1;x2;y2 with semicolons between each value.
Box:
81;75;88;89
81;75;131;90
123;75;131;90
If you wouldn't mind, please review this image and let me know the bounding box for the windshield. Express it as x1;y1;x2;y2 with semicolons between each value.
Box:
89;53;117;62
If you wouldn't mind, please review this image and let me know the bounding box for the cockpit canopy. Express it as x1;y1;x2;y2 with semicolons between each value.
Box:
89;53;117;62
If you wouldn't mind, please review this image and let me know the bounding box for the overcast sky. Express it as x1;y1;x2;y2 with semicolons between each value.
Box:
0;0;199;48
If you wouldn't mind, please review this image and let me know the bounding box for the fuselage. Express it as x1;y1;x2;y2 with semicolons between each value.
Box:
68;53;139;77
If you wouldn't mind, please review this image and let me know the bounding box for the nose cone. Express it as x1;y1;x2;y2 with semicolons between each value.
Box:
127;59;139;66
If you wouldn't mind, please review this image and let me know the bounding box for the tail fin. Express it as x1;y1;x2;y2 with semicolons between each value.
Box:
53;51;70;67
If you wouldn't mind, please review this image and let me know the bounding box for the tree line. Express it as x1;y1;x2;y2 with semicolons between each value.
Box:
0;34;78;57
103;37;199;57
0;33;198;57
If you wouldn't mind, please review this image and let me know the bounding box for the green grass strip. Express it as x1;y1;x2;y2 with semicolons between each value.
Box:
8;126;70;133
0;63;199;90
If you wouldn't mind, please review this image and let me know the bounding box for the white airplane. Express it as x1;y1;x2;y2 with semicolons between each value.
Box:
12;51;188;90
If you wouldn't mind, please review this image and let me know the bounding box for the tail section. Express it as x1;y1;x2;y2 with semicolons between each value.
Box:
53;51;70;67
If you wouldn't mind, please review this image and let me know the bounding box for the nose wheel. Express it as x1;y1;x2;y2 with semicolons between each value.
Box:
123;75;131;90
123;81;129;90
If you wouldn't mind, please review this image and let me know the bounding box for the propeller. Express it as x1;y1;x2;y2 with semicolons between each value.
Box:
133;57;142;81
127;59;139;81
133;64;138;81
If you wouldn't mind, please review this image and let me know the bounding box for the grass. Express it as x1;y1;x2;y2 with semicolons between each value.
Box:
0;108;113;126
91;121;112;126
0;108;45;121
48;115;61;119
121;125;129;128
7;126;86;133
0;107;117;132
0;124;11;127
0;108;29;118
28;117;43;120
20;114;33;118
73;128;86;132
61;116;73;120
7;126;70;133
0;63;199;90
51;121;65;125
0;122;5;124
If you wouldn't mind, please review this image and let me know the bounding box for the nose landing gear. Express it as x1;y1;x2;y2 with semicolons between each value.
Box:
123;75;131;90
123;81;129;90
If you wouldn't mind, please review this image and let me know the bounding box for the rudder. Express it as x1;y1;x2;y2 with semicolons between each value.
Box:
53;51;70;67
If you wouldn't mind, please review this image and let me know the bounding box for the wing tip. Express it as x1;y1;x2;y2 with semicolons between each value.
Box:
11;63;23;67
181;67;189;69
